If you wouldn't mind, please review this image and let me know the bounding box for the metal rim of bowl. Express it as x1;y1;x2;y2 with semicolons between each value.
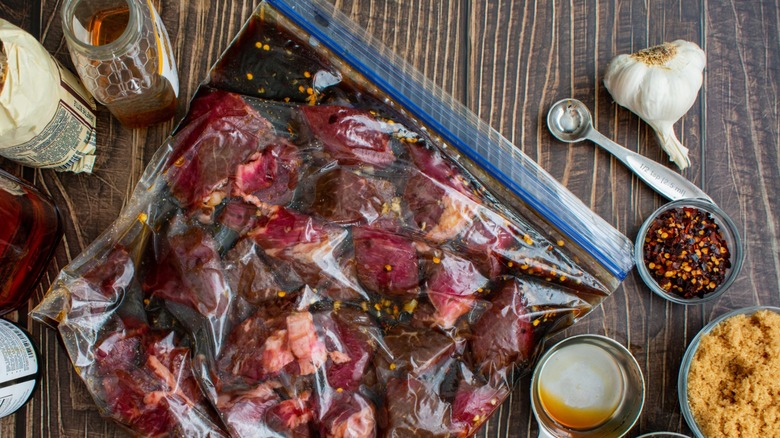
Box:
636;433;691;438
634;198;744;305
677;306;780;438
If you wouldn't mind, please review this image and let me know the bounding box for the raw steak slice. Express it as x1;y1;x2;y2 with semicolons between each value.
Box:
377;325;456;379
167;91;276;217
266;396;315;437
450;379;510;436
405;142;474;198
91;325;225;437
233;140;301;206
459;208;608;295
309;168;396;225
324;308;379;391
218;307;283;382
352;226;419;298
425;253;487;329
403;172;476;243
143;225;230;317
469;280;535;373
218;382;281;438
318;392;376;438
249;206;351;289
224;238;282;304
300;106;395;167
384;377;452;438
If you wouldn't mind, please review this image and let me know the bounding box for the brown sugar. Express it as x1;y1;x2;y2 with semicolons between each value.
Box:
687;310;780;437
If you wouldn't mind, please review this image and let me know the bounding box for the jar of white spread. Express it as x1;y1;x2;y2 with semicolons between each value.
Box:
0;19;97;173
0;318;40;419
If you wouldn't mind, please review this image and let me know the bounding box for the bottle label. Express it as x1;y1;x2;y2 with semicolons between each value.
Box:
0;380;35;418
0;319;38;418
0;59;97;173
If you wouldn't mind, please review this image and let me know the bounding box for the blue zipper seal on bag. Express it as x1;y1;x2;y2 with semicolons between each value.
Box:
265;0;634;280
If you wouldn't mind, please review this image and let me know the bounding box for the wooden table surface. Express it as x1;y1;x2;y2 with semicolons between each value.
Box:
1;0;778;436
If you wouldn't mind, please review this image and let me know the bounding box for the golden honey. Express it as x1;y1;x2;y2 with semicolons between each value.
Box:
87;5;129;46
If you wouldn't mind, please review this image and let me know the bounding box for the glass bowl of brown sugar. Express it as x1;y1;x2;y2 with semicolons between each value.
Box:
678;306;780;437
634;199;743;305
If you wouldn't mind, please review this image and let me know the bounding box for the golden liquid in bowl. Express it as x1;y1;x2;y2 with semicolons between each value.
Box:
538;343;624;430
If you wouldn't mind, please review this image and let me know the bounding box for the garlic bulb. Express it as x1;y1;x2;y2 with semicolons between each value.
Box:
603;40;705;170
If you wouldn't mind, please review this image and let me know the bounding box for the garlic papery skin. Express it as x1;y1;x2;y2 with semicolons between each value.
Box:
603;40;706;170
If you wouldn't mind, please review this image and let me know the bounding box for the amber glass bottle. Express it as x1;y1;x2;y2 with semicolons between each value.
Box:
0;170;62;314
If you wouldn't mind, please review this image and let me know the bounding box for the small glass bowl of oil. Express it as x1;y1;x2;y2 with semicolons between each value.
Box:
530;334;645;438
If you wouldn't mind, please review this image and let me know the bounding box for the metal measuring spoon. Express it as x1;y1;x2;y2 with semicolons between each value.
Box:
547;98;712;202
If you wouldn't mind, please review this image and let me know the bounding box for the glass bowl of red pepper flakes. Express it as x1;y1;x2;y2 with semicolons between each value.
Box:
634;199;743;304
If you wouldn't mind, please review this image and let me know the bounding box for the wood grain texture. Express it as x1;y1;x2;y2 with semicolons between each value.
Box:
1;0;778;436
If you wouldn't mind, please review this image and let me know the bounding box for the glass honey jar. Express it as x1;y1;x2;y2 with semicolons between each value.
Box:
61;0;179;128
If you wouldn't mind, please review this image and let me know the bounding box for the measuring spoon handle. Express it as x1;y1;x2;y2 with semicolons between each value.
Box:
586;128;712;202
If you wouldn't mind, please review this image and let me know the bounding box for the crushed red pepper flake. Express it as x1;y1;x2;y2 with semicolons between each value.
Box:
643;207;731;299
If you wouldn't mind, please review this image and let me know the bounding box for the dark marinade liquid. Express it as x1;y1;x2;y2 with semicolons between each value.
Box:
206;14;606;301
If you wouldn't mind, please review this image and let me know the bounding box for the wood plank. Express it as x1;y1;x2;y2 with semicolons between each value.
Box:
333;0;467;101
703;0;780;311
1;0;778;436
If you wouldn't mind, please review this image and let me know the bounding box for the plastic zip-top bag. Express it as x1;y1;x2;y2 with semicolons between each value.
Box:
33;1;634;436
